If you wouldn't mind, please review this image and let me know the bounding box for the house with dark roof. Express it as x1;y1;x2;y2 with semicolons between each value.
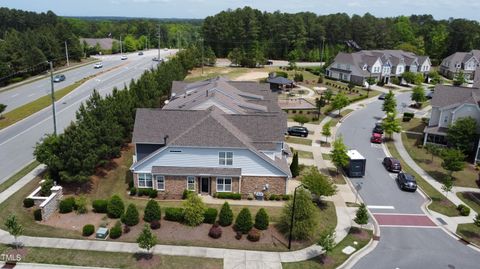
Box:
439;50;480;80
326;50;431;85
424;85;480;162
130;77;291;198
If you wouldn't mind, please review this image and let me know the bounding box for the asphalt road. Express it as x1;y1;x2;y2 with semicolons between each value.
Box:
0;49;177;182
338;93;480;268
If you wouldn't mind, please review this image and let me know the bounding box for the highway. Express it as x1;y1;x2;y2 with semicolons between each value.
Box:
0;49;177;182
337;93;480;269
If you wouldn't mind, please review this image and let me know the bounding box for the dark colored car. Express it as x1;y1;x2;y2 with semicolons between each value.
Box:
53;74;65;83
373;122;384;134
138;51;144;55
426;90;434;100
383;157;402;173
396;172;417;192
287;126;309;137
370;133;382;144
378;93;386;100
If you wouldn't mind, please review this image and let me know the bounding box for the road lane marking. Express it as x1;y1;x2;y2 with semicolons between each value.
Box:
27;93;35;97
10;93;19;98
378;225;440;229
367;205;395;209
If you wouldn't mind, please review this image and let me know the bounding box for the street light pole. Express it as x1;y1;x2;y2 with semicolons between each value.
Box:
48;61;57;136
288;184;304;250
64;41;69;67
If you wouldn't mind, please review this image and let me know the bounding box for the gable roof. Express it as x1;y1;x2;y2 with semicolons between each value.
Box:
431;85;480;108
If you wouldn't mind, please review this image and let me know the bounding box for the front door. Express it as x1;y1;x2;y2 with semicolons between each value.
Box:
201;177;209;193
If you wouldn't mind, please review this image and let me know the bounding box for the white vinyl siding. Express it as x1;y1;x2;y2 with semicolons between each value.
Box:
138;173;152;188
216;177;232;192
219;151;233;165
156;175;165;190
187;176;195;191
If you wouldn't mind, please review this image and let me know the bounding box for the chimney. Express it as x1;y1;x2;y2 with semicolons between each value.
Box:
163;135;169;145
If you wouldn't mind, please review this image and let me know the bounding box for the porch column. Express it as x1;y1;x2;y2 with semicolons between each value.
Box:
423;132;428;146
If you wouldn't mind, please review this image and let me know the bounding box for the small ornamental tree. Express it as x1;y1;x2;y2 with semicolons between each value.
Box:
110;221;122;239
382;112;401;139
322;121;332;143
279;188;318;240
218;202;234;226
441;148;466;177
453;70;466;86
382;90;396;113
254;208;269;230
137;224;157;254
290;152;300;177
107;195;124;219
354;203;369;228
293;114;309;126
39;179;54;197
324;89;333;103
318;229;336;256
331;136;349;173
411;86;426;105
235;208;253;234
183;193;206;226
441;176;454;198
122;203;140;226
5;214;23;248
331;91;350;115
143;199;161;223
0;103;7;118
446;117;478;155
301;167;337;200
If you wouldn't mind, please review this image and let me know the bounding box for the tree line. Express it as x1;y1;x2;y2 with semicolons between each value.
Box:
34;46;203;183
202;7;480;65
0;8;83;85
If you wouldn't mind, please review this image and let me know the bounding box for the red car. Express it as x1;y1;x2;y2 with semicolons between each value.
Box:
370;133;382;143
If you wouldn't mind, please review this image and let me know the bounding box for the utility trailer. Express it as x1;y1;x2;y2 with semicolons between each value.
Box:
345;150;366;177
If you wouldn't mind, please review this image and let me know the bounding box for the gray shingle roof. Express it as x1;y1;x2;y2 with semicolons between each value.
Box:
441;52;474;73
431;85;480;108
266;77;293;85
152;166;242;176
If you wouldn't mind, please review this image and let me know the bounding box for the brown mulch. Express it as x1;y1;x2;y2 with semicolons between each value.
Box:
351;228;370;240
319;254;335;266
133;253;162;269
42;212;110;238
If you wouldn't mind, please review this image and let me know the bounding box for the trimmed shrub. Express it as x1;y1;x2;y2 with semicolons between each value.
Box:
164;207;184;222
215;192;241;200
218;202;234;226
282;194;291;201
110;221;122;239
92;199;108;213
269;194;277;201
183;193;206;226
33;209;42;221
235;231;242;240
23;198;34;208
403;112;414;118
40;179;54;197
144;199;161;222
203;208;218;224
457;204;471;216
149;189;158;198
182;189;194;199
208;223;222;239
123;225;131;234
107;195;124;219
235;208;253;234
247;229;261;242
59;197;76;213
150;220;161;230
276;71;288;78
121;203;140;226
137;188;149;197
75;196;88;214
82;224;95;236
254;208;269;230
130;187;137;196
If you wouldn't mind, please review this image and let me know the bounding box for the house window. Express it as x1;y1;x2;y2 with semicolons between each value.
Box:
156;175;165;190
187;176;195;191
346;64;351;71
216;177;232;192
138;173;152;188
219;152;233;165
444;116;448;123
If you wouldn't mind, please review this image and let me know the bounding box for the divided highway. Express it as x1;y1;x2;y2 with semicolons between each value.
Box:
338;93;480;268
0;49;177;182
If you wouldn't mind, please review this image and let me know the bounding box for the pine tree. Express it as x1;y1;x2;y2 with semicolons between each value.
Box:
122;203;139;226
218;202;234;226
107;195;124;219
143;199;161;223
354;203;369;228
279;188;318;240
235;208;253;234
290;152;300;177
254;208;269;230
382;90;396;113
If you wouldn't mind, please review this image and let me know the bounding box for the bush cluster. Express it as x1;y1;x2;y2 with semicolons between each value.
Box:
82;224;95;236
182;189;194;199
164;207;184;222
23;198;34;208
457;204;471;216
110;221;122;239
208;223;222;239
137;188;158;198
203;208;218;224
59;197;76;213
92;199;108;213
130;187;137;196
33;209;42;221
214;192;241;200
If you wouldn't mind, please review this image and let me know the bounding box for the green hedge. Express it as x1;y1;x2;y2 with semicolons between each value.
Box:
164;207;184;222
214;192;241;200
203;208;218;224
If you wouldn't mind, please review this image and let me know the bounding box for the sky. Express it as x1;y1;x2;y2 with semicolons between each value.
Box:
1;0;480;20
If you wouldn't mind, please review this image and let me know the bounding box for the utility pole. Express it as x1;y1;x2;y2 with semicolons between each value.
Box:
320;37;325;66
64;41;70;67
200;37;204;75
157;25;161;61
120;35;123;55
48;61;57;136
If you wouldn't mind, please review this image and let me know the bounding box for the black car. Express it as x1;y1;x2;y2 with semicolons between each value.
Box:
373;122;384;134
53;74;65;83
426;90;434;100
383;157;402;173
378;93;386;100
287;126;309;137
396;172;417;192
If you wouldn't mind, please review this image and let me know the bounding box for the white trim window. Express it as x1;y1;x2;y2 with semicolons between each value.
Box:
138;173;152;188
219;152;233;165
216;177;232;192
156;175;165;190
187;176;195;191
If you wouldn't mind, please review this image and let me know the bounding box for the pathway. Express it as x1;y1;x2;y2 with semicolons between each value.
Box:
0;262;116;269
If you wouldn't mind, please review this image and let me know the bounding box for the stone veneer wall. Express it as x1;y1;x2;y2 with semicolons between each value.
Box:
27;185;63;221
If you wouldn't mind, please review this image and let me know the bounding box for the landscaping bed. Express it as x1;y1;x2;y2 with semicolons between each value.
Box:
456;223;480;247
457;192;480;214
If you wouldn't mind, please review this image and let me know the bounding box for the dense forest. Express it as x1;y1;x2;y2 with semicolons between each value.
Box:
202;7;480;65
0;8;83;84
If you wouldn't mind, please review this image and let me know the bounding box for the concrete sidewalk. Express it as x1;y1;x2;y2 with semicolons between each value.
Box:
0;262;116;269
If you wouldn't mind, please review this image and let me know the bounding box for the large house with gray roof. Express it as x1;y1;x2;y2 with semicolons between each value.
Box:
326;50;431;85
439;50;480;80
130;77;291;198
424;85;480;162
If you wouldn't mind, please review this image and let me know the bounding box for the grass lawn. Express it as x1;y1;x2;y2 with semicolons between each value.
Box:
457;192;480;214
282;228;373;269
385;140;459;217
322;154;332;161
293;149;314;159
0;77;90;130
401;118;426;133
327;168;346;185
456;223;480;247
0;245;222;269
401;132;478;188
184;66;254;82
286;136;313;146
329;109;354;126
0;160;40;192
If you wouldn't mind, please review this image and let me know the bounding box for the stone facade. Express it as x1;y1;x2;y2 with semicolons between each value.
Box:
27;185;63;221
241;176;287;196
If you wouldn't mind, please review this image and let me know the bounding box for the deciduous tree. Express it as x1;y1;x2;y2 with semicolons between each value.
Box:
331;136;349;173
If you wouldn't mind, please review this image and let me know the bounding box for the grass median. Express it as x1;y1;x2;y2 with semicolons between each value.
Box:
0;77;89;130
0;160;40;192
